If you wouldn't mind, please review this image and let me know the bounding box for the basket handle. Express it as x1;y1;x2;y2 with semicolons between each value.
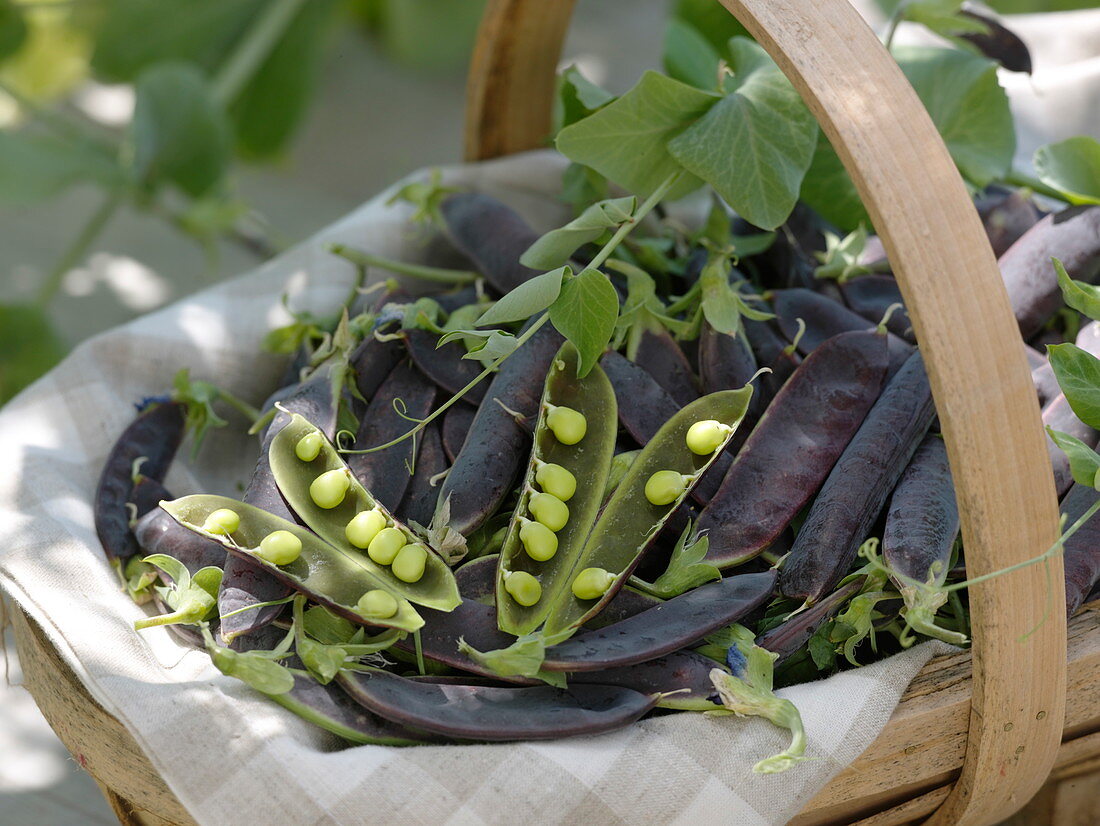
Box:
464;1;1066;823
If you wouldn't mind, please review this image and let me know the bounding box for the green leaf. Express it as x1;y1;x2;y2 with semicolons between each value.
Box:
0;0;28;61
171;368;229;455
548;268;620;377
895;47;1015;187
1055;257;1100;321
387;169;458;227
92;0;263;82
131;62;230;197
438;328;520;366
303;604;359;645
558;65;615;129
902;0;989;37
476;267;568;326
1048;343;1100;430
647;524;721;598
1047;428;1100;490
700;252;741;336
142;554;190;591
0;303;66;404
807;626;837;671
814;225;873;282
0;133;120;205
667;39;819;230
1034;137;1100;206
672;0;751;52
521;198;636;269
663;17;720;90
800;133;870;232
213;648;296;695
560;162;610;215
230;0;338;158
555;70;717;200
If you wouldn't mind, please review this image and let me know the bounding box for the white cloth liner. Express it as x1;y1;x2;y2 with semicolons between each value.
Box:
7;5;1095;815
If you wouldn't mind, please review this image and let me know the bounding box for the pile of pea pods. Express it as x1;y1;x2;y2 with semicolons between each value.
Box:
96;189;1020;769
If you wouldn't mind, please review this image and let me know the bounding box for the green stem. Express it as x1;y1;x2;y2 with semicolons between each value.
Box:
1003;169;1067;203
36;191;123;308
210;0;308;107
588;171;683;271
329;245;479;285
134;609;197;630
946;496;1100;593
217;388;263;425
883;1;906;50
218;595;295;621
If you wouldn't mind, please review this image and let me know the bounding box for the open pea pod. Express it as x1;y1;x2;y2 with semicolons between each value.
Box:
495;343;618;635
160;495;424;633
269;413;460;612
542;388;754;637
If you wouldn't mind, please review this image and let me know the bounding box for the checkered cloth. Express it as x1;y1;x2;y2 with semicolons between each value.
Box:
0;150;955;825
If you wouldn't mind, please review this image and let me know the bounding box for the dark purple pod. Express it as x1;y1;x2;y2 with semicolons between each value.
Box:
222;361;345;642
1032;361;1060;408
839;276;913;342
1045;394;1099;498
338;669;656;741
128;475;172;523
347;361;437;511
977;188;1043;257
134;508;225;575
758;578;865;663
1000;206;1100;338
696;330;889;568
454;554;499;602
441;403;476;462
956;10;1032;74
699;323;757;395
434;323;563;536
275;673;440;746
744;318;788;366
439;193;542;294
573;650;719;708
434;285;481;313
632;328;699;406
1061;484;1100;618
599;350;681;445
540;571;776;673
403;329;485;405
781;352;936;604
882;435;959;587
771;288;913;374
350;287;409;401
395;422;447;527
95;400;186;567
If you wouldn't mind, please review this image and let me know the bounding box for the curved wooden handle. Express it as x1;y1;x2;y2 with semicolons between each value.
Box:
465;1;1066;823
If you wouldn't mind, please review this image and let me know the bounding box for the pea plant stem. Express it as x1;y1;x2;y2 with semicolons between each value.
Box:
342;170;684;456
945;496;1100;593
329;245;479;285
36;191;123;308
1003;168;1068;203
210;0;308;107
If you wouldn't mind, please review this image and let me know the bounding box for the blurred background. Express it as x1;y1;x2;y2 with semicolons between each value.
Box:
0;0;1096;823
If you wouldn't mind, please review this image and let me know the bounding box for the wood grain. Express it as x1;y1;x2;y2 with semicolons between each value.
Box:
464;1;1066;822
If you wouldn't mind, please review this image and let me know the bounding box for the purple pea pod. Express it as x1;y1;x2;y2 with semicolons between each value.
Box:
347;361;437;512
95;399;187;569
439;193;542;294
781;351;936;605
1061;484;1100;618
977;188;1043;257
134;508;225;575
696;330;889;569
839;276;913;342
955;10;1032;74
441;403;475;462
758;578;865;663
403;329;485;405
632;328;699;407
338;669;656;742
1000;206;1100;339
395;422;447;527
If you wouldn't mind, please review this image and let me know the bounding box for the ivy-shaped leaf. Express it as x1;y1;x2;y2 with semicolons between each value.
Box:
1056;257;1100;321
548;268;619;377
1048;343;1100;431
558;65;616;129
663;17;720;90
667;39;819;230
556;70;717;200
1035;137;1100;207
1047;428;1100;490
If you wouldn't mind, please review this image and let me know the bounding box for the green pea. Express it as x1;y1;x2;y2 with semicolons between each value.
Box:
367;527;406;565
686;419;732;455
519;519;558;562
310;469;350;509
644;470;691;506
345;508;387;549
504;570;542;607
571;567;615;600
295;431;324;462
529;492;569;532
357;589;398;619
257;530;302;566
546;405;587;445
535;462;577;502
392;543;428;583
202;508;240;535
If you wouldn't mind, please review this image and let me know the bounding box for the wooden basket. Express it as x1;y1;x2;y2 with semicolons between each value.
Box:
10;1;1100;824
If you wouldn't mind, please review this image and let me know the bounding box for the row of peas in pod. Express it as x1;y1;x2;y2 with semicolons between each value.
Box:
491;343;754;644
